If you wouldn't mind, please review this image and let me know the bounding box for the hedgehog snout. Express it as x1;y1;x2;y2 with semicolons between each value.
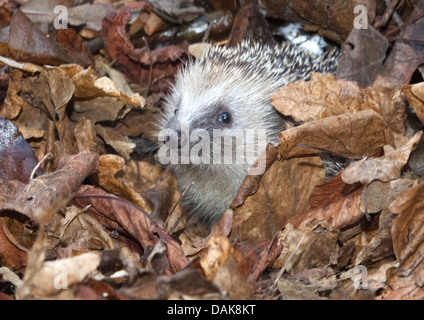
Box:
163;129;188;150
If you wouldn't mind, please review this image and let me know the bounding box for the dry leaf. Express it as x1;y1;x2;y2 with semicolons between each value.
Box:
359;179;415;214
101;2;189;92
381;8;424;85
309;172;361;208
0;150;99;222
277;267;337;300
199;229;254;299
94;125;136;160
65;4;114;31
21;1;114;32
388;182;424;287
341;131;422;185
6;63;145;162
180;209;232;257
148;0;204;22
2;0;424;301
9;9;91;67
16;252;101;299
120;268;222;300
121;159;184;225
73;185;188;274
143;11;166;36
74;117;104;154
409;135;424;177
212;254;255;299
200;233;232;280
362;76;407;136
278;110;393;160
91;154;153;213
71;67;144;123
234;234;284;284
1;69;26;119
145;240;169;274
0;116;42;183
376;285;424;300
233;155;324;243
403;82;424;124
272;74;406;135
46;205;117;258
336;26;388;87
285;186;363;230
231;110;392;243
72;69;144;107
354;208;396;266
272;73;365;122
0;218;28;269
272;221;339;274
189;43;212;59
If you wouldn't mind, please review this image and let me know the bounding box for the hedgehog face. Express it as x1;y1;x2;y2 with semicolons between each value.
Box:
156;54;286;169
163;65;273;130
159;95;251;166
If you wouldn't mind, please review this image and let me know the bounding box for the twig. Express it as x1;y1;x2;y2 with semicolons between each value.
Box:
165;182;194;233
385;8;424;38
29;153;53;181
388;37;424;44
169;181;194;217
375;0;401;28
169;217;181;234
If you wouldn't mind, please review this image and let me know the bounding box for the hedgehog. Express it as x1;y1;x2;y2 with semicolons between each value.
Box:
153;39;340;228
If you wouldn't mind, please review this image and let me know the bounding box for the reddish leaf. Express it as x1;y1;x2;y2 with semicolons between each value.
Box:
0;218;27;269
285;186;364;230
56;28;94;67
101;2;188;92
73;185;189;274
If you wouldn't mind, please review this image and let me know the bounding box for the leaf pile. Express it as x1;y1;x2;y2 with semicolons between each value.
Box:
1;0;424;300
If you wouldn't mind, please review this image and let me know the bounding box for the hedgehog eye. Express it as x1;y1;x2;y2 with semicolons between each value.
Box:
217;112;231;124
